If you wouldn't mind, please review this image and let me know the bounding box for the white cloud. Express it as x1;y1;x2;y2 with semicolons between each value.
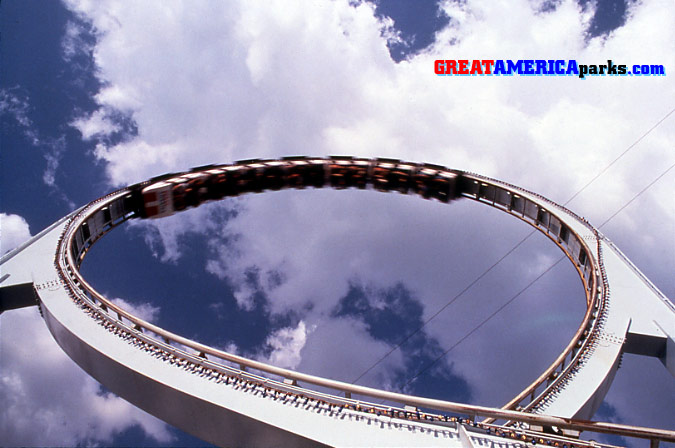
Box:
297;316;406;391
0;307;173;446
58;0;675;442
62;20;93;62
128;200;229;263
110;297;161;323
599;354;675;433
0;213;31;254
264;320;313;370
65;0;674;229
72;108;120;140
0;216;173;445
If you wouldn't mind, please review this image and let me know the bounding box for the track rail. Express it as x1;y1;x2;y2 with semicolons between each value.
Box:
46;157;674;446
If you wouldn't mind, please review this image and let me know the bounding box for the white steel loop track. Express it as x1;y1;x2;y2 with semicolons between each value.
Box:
22;156;674;447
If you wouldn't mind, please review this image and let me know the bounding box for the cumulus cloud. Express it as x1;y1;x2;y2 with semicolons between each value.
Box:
64;0;674;244
72;108;120;140
0;308;173;446
597;354;675;435
0;213;31;254
297;316;406;392
60;0;674;440
128;200;232;263
264;320;313;370
62;19;93;63
0;211;172;445
110;297;161;323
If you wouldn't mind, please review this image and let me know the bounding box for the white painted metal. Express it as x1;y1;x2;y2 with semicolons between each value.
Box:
1;158;673;447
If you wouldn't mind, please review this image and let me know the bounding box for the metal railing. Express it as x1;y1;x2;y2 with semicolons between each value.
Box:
50;158;675;447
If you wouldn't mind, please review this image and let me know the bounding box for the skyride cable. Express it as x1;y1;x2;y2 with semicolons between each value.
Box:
351;105;675;386
401;159;675;391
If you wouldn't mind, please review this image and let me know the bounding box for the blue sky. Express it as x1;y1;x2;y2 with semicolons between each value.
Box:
1;1;673;447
